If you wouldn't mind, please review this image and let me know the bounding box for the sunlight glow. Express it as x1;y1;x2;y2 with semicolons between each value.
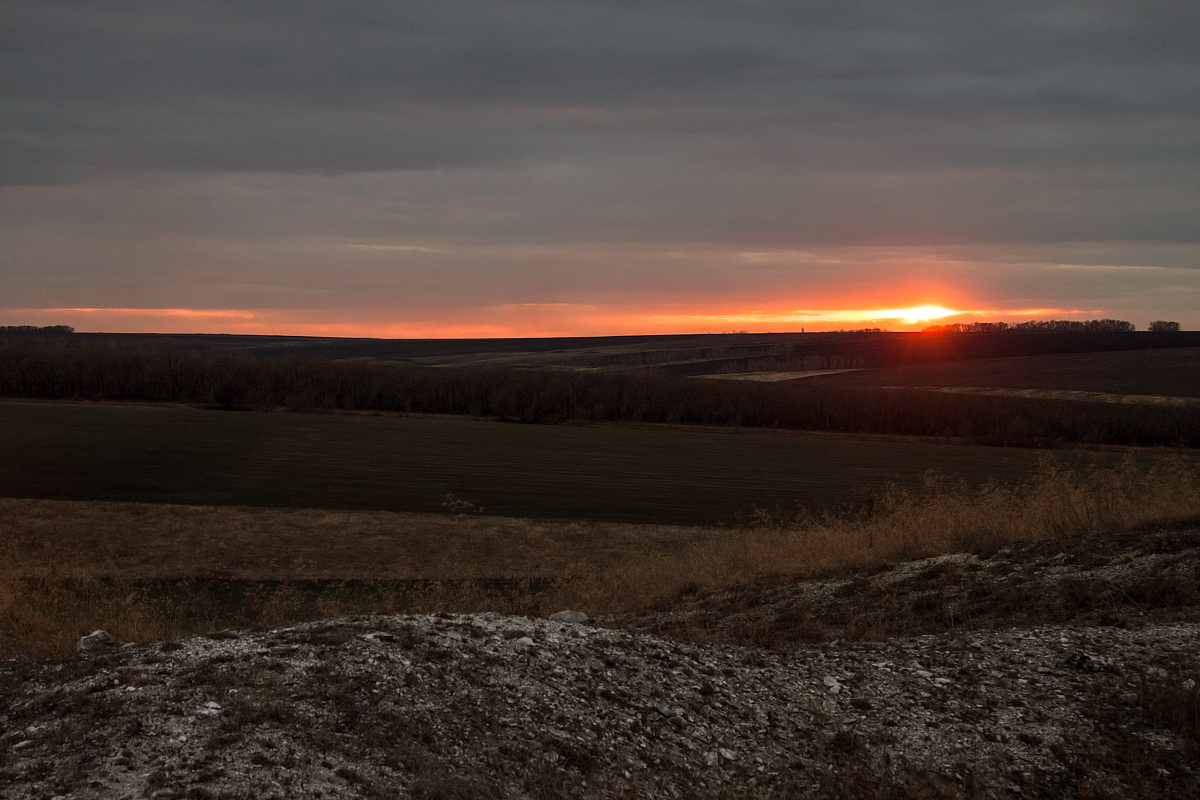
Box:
2;304;1095;337
891;306;957;324
42;308;259;320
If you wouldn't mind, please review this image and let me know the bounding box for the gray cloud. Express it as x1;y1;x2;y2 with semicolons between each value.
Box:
7;2;1198;172
1;1;1198;327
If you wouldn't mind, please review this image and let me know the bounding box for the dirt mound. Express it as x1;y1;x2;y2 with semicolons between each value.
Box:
3;604;1199;799
615;527;1200;649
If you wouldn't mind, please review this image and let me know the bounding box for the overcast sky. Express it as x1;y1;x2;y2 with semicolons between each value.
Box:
2;1;1198;335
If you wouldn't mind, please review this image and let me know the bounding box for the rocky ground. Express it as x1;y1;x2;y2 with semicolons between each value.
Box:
614;525;1200;648
2;529;1198;799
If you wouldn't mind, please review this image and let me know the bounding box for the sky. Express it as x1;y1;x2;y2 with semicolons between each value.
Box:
2;1;1198;337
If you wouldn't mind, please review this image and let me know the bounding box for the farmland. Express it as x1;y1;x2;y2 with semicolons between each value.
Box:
10;327;1200;375
2;328;1199;663
3;338;1200;800
802;345;1200;397
5;331;1200;446
0;400;1129;526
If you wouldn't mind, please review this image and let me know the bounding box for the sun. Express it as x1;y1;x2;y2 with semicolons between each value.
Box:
897;306;956;324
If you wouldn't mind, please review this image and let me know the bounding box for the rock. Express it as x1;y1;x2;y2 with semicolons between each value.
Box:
549;610;590;624
1066;652;1113;672
76;630;118;655
823;675;843;693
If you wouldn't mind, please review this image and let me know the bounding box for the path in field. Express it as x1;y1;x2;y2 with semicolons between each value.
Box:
693;369;860;382
0;401;1137;525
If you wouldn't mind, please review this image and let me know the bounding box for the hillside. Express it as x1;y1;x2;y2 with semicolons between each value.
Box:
3;527;1198;799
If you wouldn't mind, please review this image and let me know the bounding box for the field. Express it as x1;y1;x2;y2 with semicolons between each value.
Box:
20;328;1200;373
7;331;1200;447
3;330;1199;661
803;345;1200;397
0;400;1136;526
4;341;1200;797
3;449;1199;661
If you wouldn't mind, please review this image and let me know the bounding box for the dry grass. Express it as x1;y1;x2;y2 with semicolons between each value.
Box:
0;500;712;581
2;457;1198;659
0;564;556;660
0;499;712;659
559;456;1200;613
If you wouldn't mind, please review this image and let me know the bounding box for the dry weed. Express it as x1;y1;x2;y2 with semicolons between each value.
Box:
0;561;178;658
554;457;1200;613
2;458;1197;659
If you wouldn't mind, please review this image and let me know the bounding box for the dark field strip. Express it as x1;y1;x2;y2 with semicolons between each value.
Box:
67;329;1200;368
804;347;1200;397
109;578;554;621
0;400;1141;525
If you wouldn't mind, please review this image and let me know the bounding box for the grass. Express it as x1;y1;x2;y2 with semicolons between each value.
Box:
561;455;1200;613
3;457;1198;659
0;400;1139;526
0;499;716;581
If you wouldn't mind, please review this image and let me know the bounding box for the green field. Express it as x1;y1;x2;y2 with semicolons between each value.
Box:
0;400;1148;525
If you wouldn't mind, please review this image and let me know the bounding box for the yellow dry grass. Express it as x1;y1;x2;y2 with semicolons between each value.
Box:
2;456;1198;659
0;503;711;658
559;456;1200;612
0;501;712;581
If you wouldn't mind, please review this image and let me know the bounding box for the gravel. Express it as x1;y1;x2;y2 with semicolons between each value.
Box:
2;609;1198;799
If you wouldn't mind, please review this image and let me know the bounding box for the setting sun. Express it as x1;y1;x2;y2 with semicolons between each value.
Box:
894;306;957;324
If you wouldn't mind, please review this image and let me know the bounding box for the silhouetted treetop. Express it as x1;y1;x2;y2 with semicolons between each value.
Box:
0;325;75;335
922;319;1136;334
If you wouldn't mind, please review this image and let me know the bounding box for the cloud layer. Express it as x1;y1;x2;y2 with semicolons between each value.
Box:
3;1;1199;332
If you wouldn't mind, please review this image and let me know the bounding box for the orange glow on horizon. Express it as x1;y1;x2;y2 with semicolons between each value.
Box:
37;307;259;320
2;304;1101;338
892;306;957;324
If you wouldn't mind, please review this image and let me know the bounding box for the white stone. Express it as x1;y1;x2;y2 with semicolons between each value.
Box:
76;630;118;655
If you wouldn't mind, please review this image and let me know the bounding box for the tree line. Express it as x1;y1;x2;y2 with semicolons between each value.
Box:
1;337;1198;448
922;319;1140;334
0;325;75;335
